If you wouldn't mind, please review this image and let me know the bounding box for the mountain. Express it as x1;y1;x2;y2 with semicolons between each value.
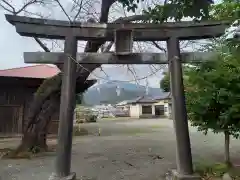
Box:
81;81;164;105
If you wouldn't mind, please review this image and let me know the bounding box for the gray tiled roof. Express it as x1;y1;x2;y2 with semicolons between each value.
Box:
126;92;170;104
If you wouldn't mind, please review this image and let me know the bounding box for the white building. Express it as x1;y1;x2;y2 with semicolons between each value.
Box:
117;93;172;119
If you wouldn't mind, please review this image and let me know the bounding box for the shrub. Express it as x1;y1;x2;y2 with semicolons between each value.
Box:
75;106;97;123
85;114;97;123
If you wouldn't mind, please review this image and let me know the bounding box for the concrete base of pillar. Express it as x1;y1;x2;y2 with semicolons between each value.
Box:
49;172;76;180
165;170;201;180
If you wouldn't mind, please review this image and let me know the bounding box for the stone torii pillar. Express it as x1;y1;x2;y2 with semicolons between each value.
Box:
167;37;198;179
50;36;78;180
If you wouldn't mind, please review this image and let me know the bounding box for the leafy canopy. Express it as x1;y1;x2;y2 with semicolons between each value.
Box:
119;0;214;21
185;51;240;137
210;0;240;22
160;72;170;92
119;0;239;23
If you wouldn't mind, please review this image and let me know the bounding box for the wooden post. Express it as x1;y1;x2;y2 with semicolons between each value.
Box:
54;35;77;179
167;37;195;177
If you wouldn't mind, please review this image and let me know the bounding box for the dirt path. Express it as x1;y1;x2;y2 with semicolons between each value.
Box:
1;119;240;180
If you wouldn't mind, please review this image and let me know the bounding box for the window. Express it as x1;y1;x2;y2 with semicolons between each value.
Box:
142;105;152;114
155;105;164;116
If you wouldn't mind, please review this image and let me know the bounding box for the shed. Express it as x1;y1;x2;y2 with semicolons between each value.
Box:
0;65;60;136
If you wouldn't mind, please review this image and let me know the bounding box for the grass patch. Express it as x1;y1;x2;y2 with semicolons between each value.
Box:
1;144;57;159
73;126;89;136
100;117;130;121
194;161;240;179
120;128;152;136
148;125;164;129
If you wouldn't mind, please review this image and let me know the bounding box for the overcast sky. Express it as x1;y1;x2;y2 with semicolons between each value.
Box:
0;0;220;88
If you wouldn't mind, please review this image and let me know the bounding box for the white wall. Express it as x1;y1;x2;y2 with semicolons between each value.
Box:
166;103;172;118
129;104;140;118
130;103;154;118
164;103;170;117
151;105;155;116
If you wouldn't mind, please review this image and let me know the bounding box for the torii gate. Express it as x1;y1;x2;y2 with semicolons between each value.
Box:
5;14;229;180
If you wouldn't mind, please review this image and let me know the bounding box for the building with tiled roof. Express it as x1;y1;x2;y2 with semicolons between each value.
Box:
0;64;60;78
0;65;61;136
116;92;172;119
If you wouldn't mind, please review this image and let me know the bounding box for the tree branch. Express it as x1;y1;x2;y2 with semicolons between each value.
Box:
1;0;53;64
1;0;15;13
55;0;72;22
15;0;44;15
152;41;167;53
73;0;84;21
34;38;50;52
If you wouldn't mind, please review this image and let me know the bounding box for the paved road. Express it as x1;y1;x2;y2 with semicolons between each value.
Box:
1;118;240;180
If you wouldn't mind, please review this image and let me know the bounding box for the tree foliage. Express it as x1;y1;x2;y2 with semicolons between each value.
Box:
160;72;170;92
119;0;214;22
184;49;240;165
144;0;213;22
159;0;239;92
185;52;240;137
210;0;240;22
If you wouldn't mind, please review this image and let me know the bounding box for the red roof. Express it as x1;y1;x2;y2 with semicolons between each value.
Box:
0;65;60;79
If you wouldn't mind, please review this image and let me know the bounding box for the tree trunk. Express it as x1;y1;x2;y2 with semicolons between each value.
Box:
224;131;231;166
12;0;124;155
16;91;60;154
11;2;145;156
12;73;96;155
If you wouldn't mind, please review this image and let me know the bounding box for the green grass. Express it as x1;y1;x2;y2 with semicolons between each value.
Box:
123;128;150;135
148;125;164;129
100;117;131;121
72;126;89;136
194;161;240;179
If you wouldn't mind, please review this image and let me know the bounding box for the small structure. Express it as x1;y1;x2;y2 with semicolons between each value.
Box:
0;65;60;136
125;93;171;118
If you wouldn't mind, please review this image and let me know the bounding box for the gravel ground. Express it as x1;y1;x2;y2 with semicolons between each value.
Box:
1;118;240;180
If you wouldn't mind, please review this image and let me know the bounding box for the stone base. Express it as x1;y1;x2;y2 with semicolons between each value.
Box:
49;172;76;180
165;170;201;180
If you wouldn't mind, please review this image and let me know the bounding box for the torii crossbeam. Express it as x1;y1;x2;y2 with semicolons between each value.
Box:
24;52;217;64
5;14;229;41
5;14;230;180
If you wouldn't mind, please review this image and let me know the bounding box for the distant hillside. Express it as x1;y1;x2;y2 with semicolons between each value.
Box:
81;81;164;105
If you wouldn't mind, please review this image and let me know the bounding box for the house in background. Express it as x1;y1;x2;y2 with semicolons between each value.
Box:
153;93;172;118
0;65;60;136
120;93;171;119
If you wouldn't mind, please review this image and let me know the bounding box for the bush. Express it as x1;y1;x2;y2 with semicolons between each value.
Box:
85;114;97;123
75;106;97;123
